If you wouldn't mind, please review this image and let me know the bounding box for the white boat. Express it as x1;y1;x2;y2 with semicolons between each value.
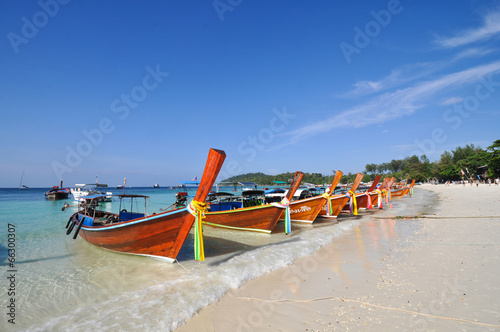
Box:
19;168;28;190
71;183;113;202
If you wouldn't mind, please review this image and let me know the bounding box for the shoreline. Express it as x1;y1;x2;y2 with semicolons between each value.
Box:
176;184;500;331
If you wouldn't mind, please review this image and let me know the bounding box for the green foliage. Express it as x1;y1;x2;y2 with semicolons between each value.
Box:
223;171;337;186
222;140;500;185
487;139;500;177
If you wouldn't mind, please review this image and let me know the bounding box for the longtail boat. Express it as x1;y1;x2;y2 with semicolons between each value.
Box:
371;176;391;209
202;171;304;233
64;148;226;262
45;181;70;200
391;179;415;197
317;172;364;218
277;170;344;224
339;173;366;214
355;175;381;209
381;177;397;203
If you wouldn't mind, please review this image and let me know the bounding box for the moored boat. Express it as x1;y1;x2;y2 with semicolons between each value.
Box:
19;168;28;190
71;182;113;202
391;179;415;197
317;172;364;218
276;170;344;224
201;172;304;233
45;181;70;200
64;148;226;262
354;175;381;210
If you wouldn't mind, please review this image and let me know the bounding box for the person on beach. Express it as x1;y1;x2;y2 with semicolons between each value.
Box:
488;178;491;186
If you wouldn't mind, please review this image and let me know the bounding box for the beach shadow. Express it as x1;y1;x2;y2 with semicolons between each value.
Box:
176;234;301;265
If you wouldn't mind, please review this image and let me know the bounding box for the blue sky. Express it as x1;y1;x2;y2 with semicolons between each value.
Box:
1;0;500;187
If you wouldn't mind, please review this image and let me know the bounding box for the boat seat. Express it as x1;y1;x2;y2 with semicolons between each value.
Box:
119;211;145;221
93;217;108;225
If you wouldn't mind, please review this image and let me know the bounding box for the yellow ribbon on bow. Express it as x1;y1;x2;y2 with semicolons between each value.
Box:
322;193;332;216
375;189;383;209
382;189;389;203
348;190;358;215
187;200;208;261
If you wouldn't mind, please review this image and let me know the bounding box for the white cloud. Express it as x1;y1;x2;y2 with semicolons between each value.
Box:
282;60;500;144
341;47;497;98
436;11;500;48
440;97;464;105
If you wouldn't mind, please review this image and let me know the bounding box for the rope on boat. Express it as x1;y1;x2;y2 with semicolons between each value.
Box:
187;200;208;261
345;191;358;215
271;197;291;234
175;259;202;276
321;193;333;216
233;295;500;328
373;215;500;219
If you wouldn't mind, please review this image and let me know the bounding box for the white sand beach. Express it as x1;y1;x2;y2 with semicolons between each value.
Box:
176;183;500;331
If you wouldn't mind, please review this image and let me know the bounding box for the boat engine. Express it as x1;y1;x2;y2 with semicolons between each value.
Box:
175;192;188;208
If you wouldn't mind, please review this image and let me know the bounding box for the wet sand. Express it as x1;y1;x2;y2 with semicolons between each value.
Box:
176;183;500;331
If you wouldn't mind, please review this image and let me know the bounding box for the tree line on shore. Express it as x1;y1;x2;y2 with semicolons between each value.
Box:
364;139;499;183
223;139;500;185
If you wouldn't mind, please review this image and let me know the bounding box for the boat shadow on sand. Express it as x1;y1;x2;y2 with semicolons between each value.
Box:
176;233;302;265
176;213;363;265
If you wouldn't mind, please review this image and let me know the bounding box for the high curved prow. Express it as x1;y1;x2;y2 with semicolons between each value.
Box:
285;171;305;201
387;177;397;189
169;148;226;259
328;170;343;194
348;173;364;193
367;174;381;192
193;148;227;202
409;179;416;188
378;177;390;190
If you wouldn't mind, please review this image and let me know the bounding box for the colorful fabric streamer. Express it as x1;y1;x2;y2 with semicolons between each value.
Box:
382;189;389;203
365;192;372;209
272;197;291;234
375;189;383;209
345;191;358;215
187;200;208;261
322;193;333;216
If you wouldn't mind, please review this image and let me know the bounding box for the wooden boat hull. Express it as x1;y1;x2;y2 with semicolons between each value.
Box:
391;187;409;197
67;148;227;262
203;205;284;233
78;208;195;262
279;195;328;223
317;195;350;218
46;192;70;200
355;192;379;209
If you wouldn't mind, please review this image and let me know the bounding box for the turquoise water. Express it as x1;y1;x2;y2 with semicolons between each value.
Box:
0;187;433;331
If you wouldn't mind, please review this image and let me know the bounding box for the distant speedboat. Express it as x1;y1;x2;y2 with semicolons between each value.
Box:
153;184;160;188
45;181;70;200
71;183;113;202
